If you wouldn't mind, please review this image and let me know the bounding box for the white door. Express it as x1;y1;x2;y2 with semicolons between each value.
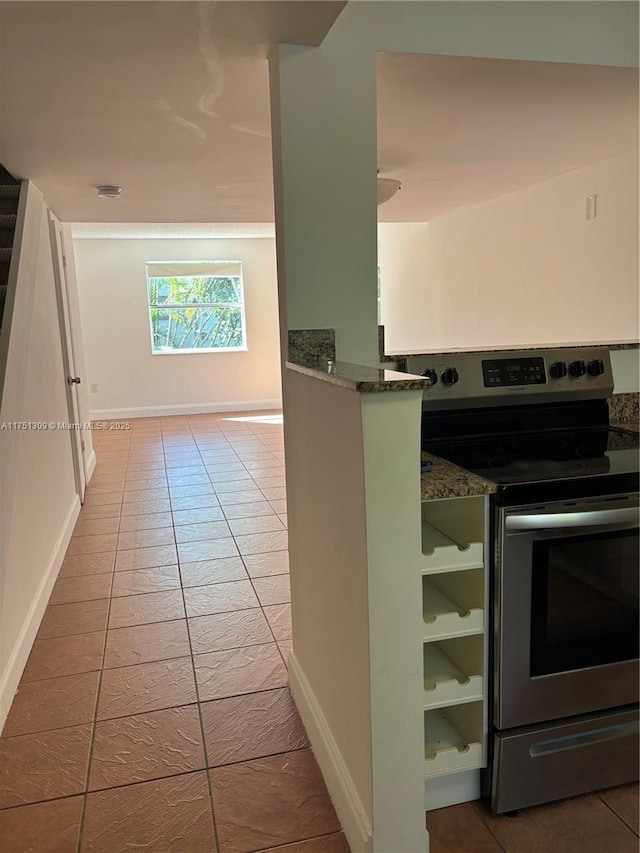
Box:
49;212;86;501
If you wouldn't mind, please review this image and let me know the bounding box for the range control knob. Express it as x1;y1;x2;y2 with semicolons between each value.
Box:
549;361;567;379
588;359;605;377
420;368;438;386
441;367;459;387
569;359;586;378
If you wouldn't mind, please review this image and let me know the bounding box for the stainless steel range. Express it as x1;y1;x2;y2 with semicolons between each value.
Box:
402;347;639;814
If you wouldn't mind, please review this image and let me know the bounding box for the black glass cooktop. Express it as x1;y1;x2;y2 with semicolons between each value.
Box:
425;427;640;488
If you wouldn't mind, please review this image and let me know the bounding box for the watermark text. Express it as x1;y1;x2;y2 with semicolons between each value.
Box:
1;421;132;431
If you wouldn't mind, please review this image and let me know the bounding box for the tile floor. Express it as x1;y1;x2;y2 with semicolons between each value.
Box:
427;785;639;853
0;411;638;853
0;412;349;853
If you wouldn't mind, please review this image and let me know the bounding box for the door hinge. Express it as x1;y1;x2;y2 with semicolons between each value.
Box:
62;253;67;269
81;439;85;451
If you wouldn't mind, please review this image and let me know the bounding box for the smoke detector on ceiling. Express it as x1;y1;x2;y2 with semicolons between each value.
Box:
96;185;122;199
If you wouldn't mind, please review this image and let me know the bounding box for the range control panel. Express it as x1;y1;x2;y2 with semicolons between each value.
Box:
482;357;546;387
401;347;614;410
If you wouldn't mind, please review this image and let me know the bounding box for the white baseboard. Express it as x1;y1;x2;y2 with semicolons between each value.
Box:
89;399;283;420
288;653;373;853
425;770;481;811
0;496;81;733
85;448;97;482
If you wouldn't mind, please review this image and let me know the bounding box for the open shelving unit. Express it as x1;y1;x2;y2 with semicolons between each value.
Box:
423;570;484;641
423;637;483;709
424;703;484;778
421;521;483;574
421;496;488;784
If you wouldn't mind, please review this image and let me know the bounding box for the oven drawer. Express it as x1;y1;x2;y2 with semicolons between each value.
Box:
490;707;639;814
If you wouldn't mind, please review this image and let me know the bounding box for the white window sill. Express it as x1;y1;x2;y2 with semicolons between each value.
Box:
151;346;249;356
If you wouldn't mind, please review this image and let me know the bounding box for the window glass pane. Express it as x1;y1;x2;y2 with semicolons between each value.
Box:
148;276;242;306
150;306;245;352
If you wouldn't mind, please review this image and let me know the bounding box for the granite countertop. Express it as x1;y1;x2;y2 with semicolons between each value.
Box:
285;359;429;393
611;422;639;435
421;452;497;501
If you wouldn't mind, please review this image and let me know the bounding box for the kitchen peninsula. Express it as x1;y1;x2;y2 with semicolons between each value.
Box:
283;349;638;852
283;357;495;853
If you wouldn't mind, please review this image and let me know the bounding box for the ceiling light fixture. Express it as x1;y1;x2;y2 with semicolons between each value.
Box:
377;177;401;206
96;185;122;199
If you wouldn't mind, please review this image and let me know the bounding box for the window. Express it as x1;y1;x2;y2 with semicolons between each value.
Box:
146;261;247;354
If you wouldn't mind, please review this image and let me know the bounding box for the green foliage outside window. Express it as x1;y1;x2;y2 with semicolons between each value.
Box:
148;275;246;353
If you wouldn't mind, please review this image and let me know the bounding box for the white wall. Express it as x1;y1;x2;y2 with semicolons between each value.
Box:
0;186;80;729
270;0;637;369
380;152;639;356
73;237;282;418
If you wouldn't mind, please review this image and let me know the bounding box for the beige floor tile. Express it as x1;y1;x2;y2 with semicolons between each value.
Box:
72;516;120;537
58;551;115;578
234;530;288;556
263;604;292;641
222;500;276;520
108;589;185;629
37;599;110;639
201;687;308;767
49;573;113;605
194;643;287;702
82;772;215;852
97;657;197;720
174;520;232;543
117;527;175;550
473;794;639;853
209;749;340;853
228;514;285;536
0;726;92;808
599;783;639;834
0;796;84;853
114;543;177;571
177;537;239;564
21;632;106;683
118;511;173;532
111;565;181;597
66;532;118;556
252;574;291;606
183;580;258;617
89;706;205;790
189;608;272;655
3;671;100;736
103;620;191;668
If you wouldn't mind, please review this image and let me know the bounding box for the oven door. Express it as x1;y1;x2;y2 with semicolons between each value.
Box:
495;494;639;730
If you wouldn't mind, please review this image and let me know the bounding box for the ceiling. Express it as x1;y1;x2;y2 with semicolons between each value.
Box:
377;53;638;221
0;2;637;224
0;1;345;222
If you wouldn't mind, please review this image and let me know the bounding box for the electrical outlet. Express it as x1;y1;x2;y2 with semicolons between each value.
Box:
90;383;99;394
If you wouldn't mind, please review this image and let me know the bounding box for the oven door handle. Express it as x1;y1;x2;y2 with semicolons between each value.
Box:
505;507;639;532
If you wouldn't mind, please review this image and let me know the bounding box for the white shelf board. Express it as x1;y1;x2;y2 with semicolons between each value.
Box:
423;643;483;710
421;522;484;575
424;710;484;779
423;580;484;641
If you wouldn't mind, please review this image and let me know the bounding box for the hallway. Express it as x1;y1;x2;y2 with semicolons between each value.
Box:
0;412;349;852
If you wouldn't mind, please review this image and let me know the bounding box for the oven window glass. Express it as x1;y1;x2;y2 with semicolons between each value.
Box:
530;529;639;676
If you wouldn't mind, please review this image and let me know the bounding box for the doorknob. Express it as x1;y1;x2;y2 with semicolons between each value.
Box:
67;376;81;385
